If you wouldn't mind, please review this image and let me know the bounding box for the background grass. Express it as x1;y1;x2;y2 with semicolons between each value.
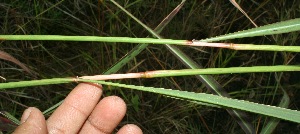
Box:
0;0;300;133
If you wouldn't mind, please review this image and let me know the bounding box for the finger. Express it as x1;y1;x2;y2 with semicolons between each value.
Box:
13;107;47;134
117;124;143;134
47;83;102;134
79;96;126;134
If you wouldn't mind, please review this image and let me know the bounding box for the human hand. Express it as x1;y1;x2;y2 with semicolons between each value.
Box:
13;83;142;134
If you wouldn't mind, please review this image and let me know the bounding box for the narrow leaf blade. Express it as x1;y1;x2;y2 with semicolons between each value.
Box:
81;80;300;124
202;18;300;42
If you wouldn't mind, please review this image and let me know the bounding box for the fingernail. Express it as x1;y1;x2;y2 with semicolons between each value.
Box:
21;107;32;123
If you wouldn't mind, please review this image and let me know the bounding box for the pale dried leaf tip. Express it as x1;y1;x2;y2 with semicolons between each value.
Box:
0;50;33;75
0;76;6;81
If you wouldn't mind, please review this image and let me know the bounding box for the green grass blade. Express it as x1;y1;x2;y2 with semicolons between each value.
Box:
42;100;64;115
230;44;300;52
3;35;300;52
0;35;186;44
103;44;148;75
109;0;255;133
0;66;295;91
79;80;300;124
1;78;298;124
145;65;300;77
81;65;300;80
104;0;185;74
260;88;290;134
1;65;299;89
0;78;73;89
29;1;186;115
110;0;225;96
201;18;300;42
0;111;20;125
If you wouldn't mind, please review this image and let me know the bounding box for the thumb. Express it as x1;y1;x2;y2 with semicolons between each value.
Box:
13;107;47;134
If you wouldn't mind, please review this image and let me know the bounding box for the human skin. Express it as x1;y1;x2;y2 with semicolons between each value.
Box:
13;83;143;134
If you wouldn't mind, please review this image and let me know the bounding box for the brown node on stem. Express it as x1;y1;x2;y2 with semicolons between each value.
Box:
72;76;79;83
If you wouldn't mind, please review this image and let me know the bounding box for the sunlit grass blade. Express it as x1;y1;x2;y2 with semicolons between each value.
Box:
0;78;73;89
104;0;186;74
109;0;255;133
2;35;300;52
1;78;299;123
80;65;300;80
230;44;300;52
2;65;300;89
0;35;186;44
77;80;300;124
191;41;300;52
201;18;300;42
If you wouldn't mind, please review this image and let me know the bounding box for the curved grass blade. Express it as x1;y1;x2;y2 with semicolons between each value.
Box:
201;18;300;42
109;0;255;133
78;80;300;124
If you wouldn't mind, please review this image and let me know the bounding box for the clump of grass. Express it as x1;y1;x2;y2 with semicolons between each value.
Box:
0;0;300;133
